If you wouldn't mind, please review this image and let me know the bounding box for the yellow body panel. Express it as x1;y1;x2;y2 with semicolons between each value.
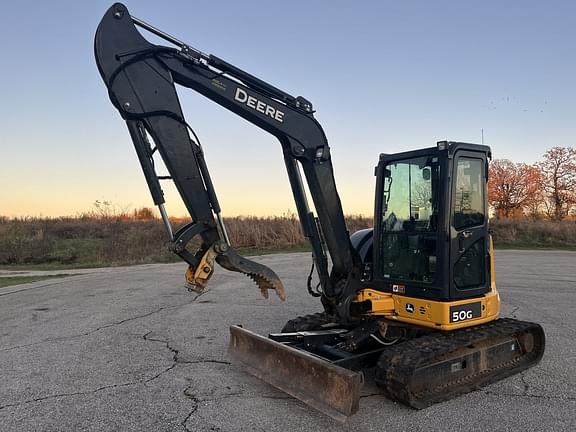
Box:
354;288;500;330
490;236;496;290
391;290;499;330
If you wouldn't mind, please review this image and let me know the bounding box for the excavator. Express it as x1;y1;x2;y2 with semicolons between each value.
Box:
95;3;545;421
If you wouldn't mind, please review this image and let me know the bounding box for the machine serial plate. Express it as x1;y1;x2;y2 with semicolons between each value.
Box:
449;302;482;322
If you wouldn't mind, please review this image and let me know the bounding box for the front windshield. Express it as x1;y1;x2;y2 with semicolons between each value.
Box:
380;156;439;283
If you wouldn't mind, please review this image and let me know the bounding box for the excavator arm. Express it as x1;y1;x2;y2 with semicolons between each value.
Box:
94;3;362;305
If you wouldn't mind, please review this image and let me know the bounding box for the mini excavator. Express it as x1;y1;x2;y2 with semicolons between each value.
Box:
95;4;545;421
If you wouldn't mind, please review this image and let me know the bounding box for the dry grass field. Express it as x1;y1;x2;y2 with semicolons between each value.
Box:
489;218;576;249
0;214;574;268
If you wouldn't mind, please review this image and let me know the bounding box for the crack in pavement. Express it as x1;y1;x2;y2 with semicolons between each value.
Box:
482;372;576;401
0;381;139;411
520;373;530;395
360;393;382;399
144;332;299;431
142;331;231;385
0;306;168;353
179;384;280;432
1;290;210;353
509;306;520;318
0;276;94;298
142;331;179;384
482;389;576;402
498;299;576;336
482;372;576;402
181;385;199;432
141;330;232;431
258;395;293;400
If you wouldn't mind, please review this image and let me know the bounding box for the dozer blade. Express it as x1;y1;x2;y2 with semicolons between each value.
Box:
228;325;363;422
375;318;545;409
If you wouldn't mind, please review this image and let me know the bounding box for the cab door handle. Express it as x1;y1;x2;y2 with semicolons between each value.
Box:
458;230;473;252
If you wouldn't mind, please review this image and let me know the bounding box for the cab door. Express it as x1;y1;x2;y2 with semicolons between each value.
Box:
449;150;490;299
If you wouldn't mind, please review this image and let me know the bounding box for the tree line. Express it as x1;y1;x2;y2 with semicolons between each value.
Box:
488;146;576;220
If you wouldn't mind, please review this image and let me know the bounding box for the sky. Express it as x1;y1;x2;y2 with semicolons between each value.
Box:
1;0;575;218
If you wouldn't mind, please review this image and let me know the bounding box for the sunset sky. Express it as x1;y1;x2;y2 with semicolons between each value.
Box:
1;1;575;218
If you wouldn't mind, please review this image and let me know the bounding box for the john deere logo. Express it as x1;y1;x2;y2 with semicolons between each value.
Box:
234;88;285;123
405;303;415;313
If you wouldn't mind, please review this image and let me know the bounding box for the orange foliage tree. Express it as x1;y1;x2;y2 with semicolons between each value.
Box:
523;165;546;219
538;147;576;220
488;160;542;218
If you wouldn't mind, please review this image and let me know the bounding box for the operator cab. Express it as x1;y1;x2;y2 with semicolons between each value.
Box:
372;141;491;301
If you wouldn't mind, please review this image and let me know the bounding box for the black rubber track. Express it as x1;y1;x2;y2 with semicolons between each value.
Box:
374;318;545;409
281;312;334;333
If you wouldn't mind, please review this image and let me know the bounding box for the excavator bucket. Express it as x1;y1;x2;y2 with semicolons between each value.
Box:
228;325;363;422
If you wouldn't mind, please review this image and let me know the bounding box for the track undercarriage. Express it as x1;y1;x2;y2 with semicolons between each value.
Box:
229;313;545;421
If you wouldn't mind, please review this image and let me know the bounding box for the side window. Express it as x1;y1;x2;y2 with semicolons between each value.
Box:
453;158;485;230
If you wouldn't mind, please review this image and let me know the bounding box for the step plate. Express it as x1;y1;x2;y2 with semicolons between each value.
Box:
228;325;363;422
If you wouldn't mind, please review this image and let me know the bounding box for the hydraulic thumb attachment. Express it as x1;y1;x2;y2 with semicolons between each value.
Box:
95;4;285;301
186;243;286;301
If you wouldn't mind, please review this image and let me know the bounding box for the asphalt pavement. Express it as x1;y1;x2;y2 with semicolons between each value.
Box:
0;250;574;431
